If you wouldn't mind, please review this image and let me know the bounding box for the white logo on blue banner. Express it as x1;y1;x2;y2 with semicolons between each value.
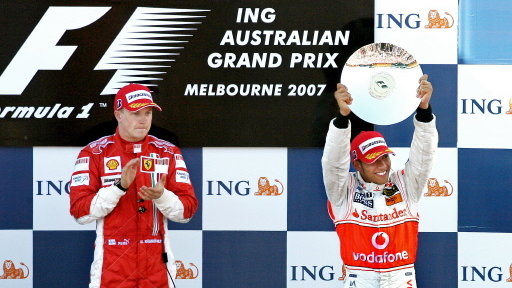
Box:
458;65;512;149
168;230;203;288
375;0;458;64
0;230;33;287
458;232;512;287
33;147;95;231
391;147;458;232
287;232;343;287
202;147;287;231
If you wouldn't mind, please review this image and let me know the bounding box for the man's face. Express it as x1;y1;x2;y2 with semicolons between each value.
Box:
115;107;153;142
354;154;391;185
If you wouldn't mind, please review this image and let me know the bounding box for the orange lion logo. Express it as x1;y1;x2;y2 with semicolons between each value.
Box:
0;260;30;279
425;10;454;29
254;177;284;196
175;260;198;279
507;263;512;282
424;178;453;197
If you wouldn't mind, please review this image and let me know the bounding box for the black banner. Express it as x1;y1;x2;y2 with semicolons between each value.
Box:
0;0;373;147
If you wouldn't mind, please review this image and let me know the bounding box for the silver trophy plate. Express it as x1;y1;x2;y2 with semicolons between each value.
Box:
340;43;422;125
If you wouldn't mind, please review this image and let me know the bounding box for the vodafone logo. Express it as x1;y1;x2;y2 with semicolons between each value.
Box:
371;232;390;250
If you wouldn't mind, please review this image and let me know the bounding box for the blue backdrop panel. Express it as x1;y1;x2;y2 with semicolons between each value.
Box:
33;231;96;287
0;147;33;229
416;232;458;287
203;231;287;288
458;148;512;233
287;148;333;231
169;148;203;231
459;0;512;64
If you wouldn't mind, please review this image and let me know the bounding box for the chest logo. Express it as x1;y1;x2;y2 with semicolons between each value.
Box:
104;156;122;173
143;159;153;171
354;186;374;208
106;159;119;170
371;232;390;250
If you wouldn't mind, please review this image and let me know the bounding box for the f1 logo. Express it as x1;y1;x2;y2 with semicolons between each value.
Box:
0;6;208;96
0;7;111;95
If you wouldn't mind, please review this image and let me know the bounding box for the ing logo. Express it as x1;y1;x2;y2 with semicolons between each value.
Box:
424;10;454;29
175;260;199;279
424;178;453;197
460;97;512;116
462;264;512;283
254;177;284;196
0;260;30;279
206;177;285;196
376;9;455;30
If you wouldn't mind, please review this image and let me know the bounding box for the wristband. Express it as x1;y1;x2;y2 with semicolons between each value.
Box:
114;178;128;192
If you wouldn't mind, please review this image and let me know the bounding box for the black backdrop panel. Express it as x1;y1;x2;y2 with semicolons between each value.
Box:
0;0;374;147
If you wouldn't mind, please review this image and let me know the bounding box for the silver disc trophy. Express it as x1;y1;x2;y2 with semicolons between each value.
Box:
340;43;423;125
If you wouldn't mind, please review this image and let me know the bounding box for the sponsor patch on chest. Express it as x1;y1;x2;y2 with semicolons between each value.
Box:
140;156;169;173
104;156;121;173
354;187;374;208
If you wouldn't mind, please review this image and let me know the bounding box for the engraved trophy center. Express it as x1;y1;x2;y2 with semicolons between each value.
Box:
369;72;395;100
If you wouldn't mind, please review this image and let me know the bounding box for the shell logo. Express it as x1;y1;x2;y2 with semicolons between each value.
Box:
106;159;120;170
0;260;29;279
371;232;390;250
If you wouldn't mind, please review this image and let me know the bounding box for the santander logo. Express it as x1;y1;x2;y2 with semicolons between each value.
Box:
372;232;390;250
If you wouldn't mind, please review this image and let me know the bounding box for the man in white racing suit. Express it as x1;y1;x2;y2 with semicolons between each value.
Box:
322;74;438;288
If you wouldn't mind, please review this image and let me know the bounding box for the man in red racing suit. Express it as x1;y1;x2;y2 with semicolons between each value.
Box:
322;75;437;288
70;83;198;288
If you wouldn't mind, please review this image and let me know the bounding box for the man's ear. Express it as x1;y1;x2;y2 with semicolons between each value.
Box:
114;110;121;121
353;160;362;172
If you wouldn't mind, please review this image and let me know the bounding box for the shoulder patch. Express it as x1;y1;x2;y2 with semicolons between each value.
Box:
87;135;115;154
148;136;176;153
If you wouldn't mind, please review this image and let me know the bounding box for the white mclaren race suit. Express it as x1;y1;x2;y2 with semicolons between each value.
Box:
322;111;437;288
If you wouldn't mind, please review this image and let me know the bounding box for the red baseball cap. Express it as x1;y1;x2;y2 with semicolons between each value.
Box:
350;131;394;164
114;83;162;112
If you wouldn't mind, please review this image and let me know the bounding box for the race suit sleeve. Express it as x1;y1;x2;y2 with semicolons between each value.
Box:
403;109;438;203
69;150;126;225
321;114;351;208
153;147;198;223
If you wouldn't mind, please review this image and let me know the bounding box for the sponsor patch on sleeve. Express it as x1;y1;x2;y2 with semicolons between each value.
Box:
101;175;120;187
175;170;191;184
174;154;187;169
71;173;90;187
74;157;90;172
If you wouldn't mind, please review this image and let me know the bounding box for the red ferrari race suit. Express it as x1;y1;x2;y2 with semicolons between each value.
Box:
322;112;437;288
70;131;198;288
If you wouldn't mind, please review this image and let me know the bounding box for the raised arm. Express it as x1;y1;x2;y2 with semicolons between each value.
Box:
321;84;353;207
405;74;438;202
